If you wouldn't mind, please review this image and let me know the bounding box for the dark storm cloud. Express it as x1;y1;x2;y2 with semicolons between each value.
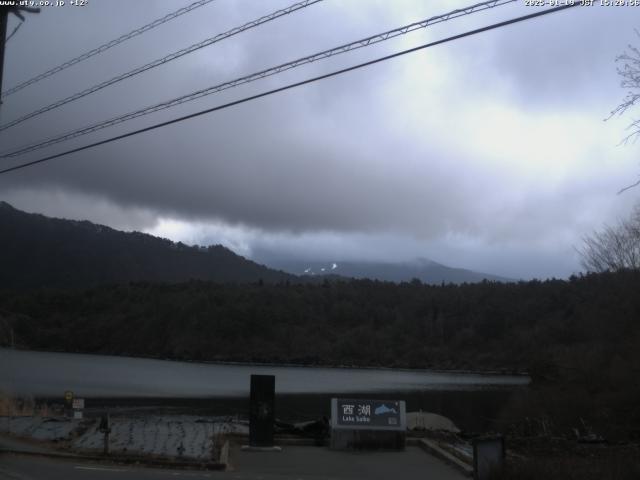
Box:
1;88;473;235
472;3;640;110
1;0;475;232
0;0;638;278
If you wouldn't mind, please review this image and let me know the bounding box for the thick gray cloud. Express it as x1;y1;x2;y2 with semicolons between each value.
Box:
0;0;638;279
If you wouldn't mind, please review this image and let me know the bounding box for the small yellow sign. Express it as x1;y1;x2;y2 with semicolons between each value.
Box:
64;390;74;402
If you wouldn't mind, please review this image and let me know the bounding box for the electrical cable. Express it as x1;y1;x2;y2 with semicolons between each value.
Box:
0;0;516;156
4;20;23;44
0;0;323;132
1;0;218;98
0;4;580;176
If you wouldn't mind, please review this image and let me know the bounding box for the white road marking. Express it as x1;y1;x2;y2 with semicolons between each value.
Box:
74;466;129;472
168;473;212;477
73;466;213;477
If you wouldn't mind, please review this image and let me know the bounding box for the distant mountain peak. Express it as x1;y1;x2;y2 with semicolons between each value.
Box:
414;257;440;267
261;257;514;285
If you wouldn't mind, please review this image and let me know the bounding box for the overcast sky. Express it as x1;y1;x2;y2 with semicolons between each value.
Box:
1;0;638;279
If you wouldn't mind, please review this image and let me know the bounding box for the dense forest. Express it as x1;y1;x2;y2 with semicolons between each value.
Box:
1;271;638;370
1;270;639;440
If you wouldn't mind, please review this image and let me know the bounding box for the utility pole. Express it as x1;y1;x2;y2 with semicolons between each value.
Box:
0;7;8;96
0;5;40;104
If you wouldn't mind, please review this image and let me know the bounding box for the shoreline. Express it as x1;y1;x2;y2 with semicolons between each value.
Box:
0;346;530;378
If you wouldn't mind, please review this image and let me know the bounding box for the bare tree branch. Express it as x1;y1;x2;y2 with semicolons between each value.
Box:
607;31;640;192
618;178;640;195
578;204;640;272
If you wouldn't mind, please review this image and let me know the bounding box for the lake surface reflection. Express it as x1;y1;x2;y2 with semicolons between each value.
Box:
1;348;528;430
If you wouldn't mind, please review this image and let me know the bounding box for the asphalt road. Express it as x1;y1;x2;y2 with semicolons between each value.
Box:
0;446;467;480
0;454;217;480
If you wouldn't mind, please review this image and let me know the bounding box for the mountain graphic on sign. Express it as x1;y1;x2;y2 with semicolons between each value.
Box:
374;404;398;415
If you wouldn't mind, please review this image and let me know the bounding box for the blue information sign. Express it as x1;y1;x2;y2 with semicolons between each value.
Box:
336;399;402;428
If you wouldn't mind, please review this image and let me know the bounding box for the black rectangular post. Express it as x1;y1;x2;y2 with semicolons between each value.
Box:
249;374;275;447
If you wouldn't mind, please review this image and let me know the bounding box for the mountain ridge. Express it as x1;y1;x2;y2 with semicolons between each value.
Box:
1;201;513;288
0;201;294;289
260;257;514;284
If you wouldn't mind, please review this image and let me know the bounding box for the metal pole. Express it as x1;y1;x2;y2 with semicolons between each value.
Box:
0;5;40;107
0;8;8;100
103;429;109;455
100;413;111;455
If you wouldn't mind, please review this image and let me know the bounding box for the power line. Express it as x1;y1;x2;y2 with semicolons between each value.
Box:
1;0;516;158
1;0;217;99
1;6;40;105
0;0;323;133
2;2;324;133
0;4;579;176
4;19;23;44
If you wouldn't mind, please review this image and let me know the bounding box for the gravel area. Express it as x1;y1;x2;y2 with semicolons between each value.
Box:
0;416;81;441
0;415;248;460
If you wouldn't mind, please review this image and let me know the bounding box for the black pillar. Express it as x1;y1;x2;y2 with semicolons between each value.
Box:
249;374;275;447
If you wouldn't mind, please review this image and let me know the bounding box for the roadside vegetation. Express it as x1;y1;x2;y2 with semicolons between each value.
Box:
0;391;48;417
503;444;640;480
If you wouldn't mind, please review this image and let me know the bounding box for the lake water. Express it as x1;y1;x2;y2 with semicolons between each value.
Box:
0;348;529;430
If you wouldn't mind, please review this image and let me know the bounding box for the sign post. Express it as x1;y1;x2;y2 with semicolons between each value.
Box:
63;390;74;418
99;413;111;455
72;398;85;419
330;398;406;450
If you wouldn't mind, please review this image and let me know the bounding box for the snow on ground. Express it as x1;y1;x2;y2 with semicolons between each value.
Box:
2;411;464;460
406;411;460;433
0;415;249;460
0;416;80;441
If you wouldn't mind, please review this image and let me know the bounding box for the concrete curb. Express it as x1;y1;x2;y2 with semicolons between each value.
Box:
416;438;473;477
0;448;227;471
219;440;230;465
228;433;321;447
